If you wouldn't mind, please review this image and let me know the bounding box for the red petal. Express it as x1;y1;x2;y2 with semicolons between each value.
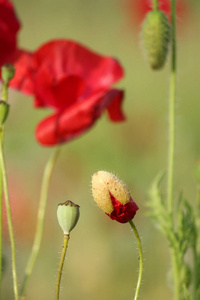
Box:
33;69;86;109
105;89;125;121
32;40;124;93
35;89;111;146
108;195;139;223
9;49;34;94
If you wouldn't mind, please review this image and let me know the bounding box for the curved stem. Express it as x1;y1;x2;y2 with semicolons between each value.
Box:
20;146;61;299
56;234;70;300
0;140;19;300
129;220;143;300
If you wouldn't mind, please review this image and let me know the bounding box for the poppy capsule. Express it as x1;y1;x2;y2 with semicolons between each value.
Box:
141;10;171;70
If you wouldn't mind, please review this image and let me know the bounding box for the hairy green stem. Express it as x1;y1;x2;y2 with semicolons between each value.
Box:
152;0;159;11
1;83;8;103
56;234;70;300
193;181;200;300
129;220;143;300
0;140;19;300
20;147;61;299
172;248;180;300
167;0;176;220
0;80;7;292
193;244;198;300
196;183;200;243
168;1;180;299
0;77;17;297
0;169;2;295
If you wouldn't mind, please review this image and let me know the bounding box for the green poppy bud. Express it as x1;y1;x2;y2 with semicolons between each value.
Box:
57;200;80;234
0;100;9;127
1;63;15;84
141;10;171;70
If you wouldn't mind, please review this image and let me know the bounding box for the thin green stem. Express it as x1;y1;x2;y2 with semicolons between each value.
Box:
0;140;19;300
129;220;143;300
172;248;180;300
1;83;8;103
193;181;200;300
0;168;2;295
0;81;8;288
167;0;176;225
152;0;159;11
55;234;70;300
0;128;5;296
196;183;200;244
20;147;61;299
168;1;180;299
193;244;198;300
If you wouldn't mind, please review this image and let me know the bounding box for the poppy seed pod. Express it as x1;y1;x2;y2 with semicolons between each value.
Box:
141;10;171;70
92;171;139;223
57;201;80;234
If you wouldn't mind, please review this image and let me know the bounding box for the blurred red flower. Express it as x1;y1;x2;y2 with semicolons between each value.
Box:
127;0;189;26
0;0;33;89
0;0;20;66
0;1;125;146
11;40;125;146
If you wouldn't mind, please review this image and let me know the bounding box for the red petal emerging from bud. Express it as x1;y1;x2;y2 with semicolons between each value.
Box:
107;194;139;223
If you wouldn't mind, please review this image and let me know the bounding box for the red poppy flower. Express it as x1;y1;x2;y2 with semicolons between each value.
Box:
0;0;20;66
11;40;125;146
126;0;189;26
92;171;139;223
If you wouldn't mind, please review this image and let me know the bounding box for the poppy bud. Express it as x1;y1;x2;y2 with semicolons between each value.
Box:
141;10;171;70
57;201;80;234
1;63;15;84
0;100;9;127
92;171;138;223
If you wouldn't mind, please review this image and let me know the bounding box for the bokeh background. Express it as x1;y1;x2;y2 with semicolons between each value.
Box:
2;0;200;299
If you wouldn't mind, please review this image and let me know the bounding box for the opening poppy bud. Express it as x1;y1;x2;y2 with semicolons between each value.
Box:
0;100;9;127
92;171;139;223
57;200;80;234
141;10;171;70
1;63;15;84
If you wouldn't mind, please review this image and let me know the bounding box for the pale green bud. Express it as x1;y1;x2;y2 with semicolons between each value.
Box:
57;201;80;234
1;63;15;84
141;10;171;70
0;100;9;127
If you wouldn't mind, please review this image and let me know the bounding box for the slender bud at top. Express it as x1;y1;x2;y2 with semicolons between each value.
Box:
141;10;171;70
1;63;15;84
92;171;139;223
57;200;80;234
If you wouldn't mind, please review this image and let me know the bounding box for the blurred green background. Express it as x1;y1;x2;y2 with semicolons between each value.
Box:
2;0;200;299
